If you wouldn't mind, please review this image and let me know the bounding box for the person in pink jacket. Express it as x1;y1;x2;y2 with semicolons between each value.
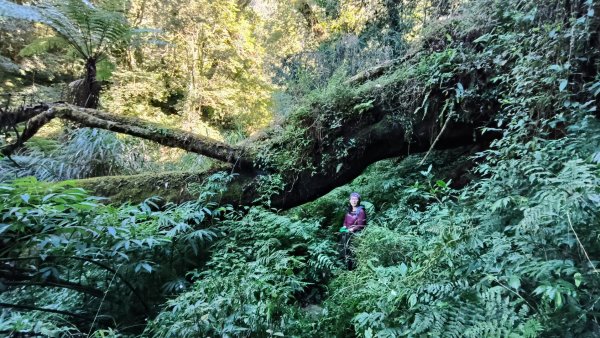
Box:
342;192;367;233
339;192;367;269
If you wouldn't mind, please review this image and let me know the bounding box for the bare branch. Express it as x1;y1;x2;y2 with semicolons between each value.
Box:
2;280;104;298
0;302;90;320
1;103;254;168
0;265;103;298
1;109;56;157
0;256;150;314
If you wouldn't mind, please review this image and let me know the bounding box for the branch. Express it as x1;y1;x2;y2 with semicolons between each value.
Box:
1;103;254;168
0;255;150;314
0;266;104;298
0;104;50;129
2;280;104;298
54;104;253;167
1;109;56;156
0;302;90;320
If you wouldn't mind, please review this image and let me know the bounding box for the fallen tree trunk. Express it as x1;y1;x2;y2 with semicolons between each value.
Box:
73;79;498;209
73;108;495;209
2;75;497;210
1;16;500;209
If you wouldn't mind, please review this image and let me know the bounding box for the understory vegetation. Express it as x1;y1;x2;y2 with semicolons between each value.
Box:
1;0;599;337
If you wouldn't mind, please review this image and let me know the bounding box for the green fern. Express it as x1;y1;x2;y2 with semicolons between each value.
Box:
18;36;70;56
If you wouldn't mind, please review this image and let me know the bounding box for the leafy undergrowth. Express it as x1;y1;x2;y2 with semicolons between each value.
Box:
0;177;225;336
147;208;340;337
314;119;600;337
2;105;598;337
0;176;342;337
0;127;212;183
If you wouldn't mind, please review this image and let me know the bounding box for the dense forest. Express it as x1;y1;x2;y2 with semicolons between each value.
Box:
0;0;599;337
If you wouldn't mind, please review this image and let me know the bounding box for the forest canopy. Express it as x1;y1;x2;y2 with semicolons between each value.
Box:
0;0;599;337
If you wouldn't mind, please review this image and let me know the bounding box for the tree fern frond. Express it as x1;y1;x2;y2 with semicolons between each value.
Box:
35;3;90;57
18;36;70;57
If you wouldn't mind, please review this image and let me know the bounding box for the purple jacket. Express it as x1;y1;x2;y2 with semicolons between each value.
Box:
343;206;367;232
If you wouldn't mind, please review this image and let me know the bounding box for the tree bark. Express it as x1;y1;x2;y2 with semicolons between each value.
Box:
0;103;50;127
70;57;101;108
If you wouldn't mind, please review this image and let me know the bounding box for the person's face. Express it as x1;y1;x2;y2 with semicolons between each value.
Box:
349;196;359;207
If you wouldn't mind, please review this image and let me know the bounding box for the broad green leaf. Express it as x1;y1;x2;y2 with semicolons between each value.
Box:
141;262;152;273
555;291;563;308
574;273;582;287
0;223;10;234
473;33;492;43
408;293;418;307
559;79;568;92
508;275;521;289
456;82;464;97
548;64;562;72
399;262;408;276
42;193;57;202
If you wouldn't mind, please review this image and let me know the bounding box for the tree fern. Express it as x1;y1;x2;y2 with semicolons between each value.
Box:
0;0;134;107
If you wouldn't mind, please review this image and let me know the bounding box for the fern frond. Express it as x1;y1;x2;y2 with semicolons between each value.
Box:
18;36;69;56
